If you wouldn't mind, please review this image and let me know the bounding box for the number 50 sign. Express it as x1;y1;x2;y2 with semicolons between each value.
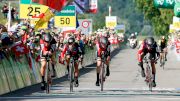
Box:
55;6;76;28
55;16;76;27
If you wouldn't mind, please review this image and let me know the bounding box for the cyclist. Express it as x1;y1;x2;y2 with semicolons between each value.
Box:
40;32;57;90
137;37;159;87
61;36;82;87
95;33;111;86
159;36;167;65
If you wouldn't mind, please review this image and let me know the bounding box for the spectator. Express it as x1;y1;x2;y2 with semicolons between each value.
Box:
1;4;8;18
11;7;16;21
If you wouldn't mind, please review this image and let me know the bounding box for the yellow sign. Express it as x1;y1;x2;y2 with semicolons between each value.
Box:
105;16;117;29
169;29;175;33
173;22;180;28
20;4;48;19
169;24;176;33
31;19;47;29
106;22;117;28
54;16;76;27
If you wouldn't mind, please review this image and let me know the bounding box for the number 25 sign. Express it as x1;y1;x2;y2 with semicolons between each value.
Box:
20;4;48;19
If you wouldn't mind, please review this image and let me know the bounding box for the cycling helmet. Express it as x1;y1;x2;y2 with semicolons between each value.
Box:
146;37;155;48
131;33;135;37
99;37;108;49
100;37;108;44
68;37;75;44
161;36;165;40
43;33;52;42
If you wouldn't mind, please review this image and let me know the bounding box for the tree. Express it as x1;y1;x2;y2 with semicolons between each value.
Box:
134;0;174;36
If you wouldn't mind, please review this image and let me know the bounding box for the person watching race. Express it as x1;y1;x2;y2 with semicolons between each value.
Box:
95;32;111;86
61;36;83;87
137;37;159;87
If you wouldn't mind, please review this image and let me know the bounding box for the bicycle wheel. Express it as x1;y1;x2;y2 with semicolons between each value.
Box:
46;61;50;94
146;65;153;92
148;67;153;92
100;62;105;91
149;81;153;92
69;61;74;92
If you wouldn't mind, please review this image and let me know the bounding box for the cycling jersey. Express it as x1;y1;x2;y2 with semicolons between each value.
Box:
138;40;159;62
96;37;111;57
40;38;56;58
61;42;82;60
159;39;167;50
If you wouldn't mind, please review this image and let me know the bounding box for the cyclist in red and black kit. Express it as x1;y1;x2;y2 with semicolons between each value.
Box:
40;32;57;90
61;37;82;87
96;34;111;86
138;37;159;87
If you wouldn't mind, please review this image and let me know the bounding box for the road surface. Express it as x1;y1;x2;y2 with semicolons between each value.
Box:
1;46;180;101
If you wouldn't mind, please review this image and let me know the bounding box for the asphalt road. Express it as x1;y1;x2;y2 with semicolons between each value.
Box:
1;46;180;101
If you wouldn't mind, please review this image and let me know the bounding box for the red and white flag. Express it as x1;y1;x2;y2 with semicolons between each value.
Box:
11;42;29;57
89;0;98;14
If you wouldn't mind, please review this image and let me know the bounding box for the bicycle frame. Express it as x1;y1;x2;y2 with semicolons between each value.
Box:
45;54;52;94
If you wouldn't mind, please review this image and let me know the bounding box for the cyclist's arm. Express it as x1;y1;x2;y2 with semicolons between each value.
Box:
96;41;101;57
106;42;111;56
61;44;68;59
138;42;145;62
155;42;160;58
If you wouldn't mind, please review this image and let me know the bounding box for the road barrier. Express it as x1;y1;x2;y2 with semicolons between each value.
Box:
0;46;96;95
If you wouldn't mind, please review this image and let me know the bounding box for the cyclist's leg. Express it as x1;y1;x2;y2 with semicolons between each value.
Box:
151;60;156;87
164;47;168;61
96;57;101;86
81;48;85;68
40;59;46;90
66;55;70;72
74;60;79;78
160;52;163;66
106;55;111;76
74;60;79;86
138;53;145;77
51;54;56;77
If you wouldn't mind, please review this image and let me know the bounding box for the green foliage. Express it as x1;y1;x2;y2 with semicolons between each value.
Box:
134;0;174;36
86;0;144;33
